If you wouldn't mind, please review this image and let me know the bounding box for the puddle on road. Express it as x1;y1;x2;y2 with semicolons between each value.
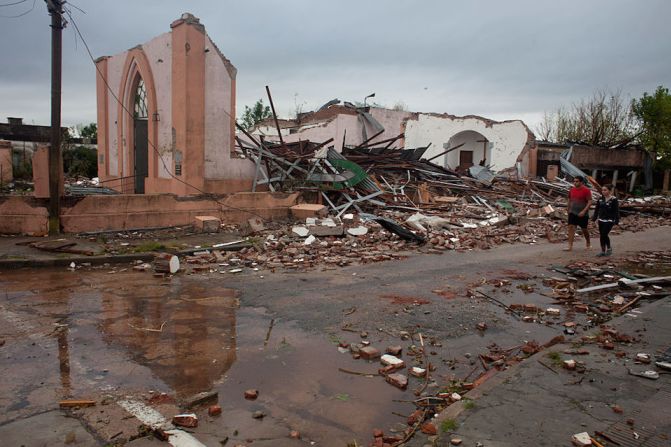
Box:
0;269;413;444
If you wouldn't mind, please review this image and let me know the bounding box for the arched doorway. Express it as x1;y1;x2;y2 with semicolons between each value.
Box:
445;130;491;172
132;77;149;194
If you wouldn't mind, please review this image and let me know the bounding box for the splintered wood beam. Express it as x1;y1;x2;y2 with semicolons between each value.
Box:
353;129;384;150
265;85;285;149
426;142;465;162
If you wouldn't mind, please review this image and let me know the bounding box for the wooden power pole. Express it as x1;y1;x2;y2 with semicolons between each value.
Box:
46;0;64;234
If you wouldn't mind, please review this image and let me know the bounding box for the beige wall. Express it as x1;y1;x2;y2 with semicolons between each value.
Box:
404;114;534;171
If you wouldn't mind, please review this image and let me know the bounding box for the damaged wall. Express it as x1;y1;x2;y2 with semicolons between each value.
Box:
254;106;413;149
250;105;533;173
0;192;299;235
403;114;534;171
95;13;255;196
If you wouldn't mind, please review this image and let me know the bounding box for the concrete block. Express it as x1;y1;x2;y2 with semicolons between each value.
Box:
193;215;220;232
309;224;344;237
291;204;327;220
292;226;309;237
241;217;264;235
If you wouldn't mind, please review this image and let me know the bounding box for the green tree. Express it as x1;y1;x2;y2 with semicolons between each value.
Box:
80;123;97;140
239;99;272;130
63;146;98;178
632;86;671;167
537;89;636;146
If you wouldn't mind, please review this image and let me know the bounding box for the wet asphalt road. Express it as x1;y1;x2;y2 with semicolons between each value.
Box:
0;225;668;446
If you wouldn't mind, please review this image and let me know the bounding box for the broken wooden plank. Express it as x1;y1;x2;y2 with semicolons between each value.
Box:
59;399;96;408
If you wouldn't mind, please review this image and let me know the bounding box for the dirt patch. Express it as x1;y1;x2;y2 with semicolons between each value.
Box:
501;269;535;280
433;289;458;299
379;294;430;305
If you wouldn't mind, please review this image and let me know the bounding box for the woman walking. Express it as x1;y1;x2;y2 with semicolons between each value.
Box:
592;184;619;256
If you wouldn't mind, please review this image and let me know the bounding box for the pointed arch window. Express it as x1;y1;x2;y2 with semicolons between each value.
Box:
134;79;149;120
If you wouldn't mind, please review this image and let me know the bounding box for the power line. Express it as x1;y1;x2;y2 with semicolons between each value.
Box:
0;0;34;17
64;0;85;14
0;0;28;7
62;8;268;221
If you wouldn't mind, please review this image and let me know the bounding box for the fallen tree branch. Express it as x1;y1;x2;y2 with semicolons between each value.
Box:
338;368;378;378
537;359;559;374
264;318;275;346
476;291;522;319
391;408;430;447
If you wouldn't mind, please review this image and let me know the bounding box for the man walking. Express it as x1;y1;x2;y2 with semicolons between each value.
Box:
565;176;592;251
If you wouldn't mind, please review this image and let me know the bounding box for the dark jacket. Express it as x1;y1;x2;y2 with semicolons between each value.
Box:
592;196;619;224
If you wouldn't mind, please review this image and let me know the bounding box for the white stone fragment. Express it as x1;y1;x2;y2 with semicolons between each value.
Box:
292;226;310;237
571;432;592;446
410;367;426;377
380;354;404;367
304;235;316;245
347;226;369;236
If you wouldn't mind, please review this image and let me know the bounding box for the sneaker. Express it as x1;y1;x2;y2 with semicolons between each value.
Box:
605;248;612;256
596;252;606;257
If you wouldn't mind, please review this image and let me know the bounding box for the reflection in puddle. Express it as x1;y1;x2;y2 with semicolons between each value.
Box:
0;269;239;422
97;277;238;398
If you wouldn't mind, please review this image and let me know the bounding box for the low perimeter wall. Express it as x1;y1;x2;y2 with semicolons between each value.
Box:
0;192;300;235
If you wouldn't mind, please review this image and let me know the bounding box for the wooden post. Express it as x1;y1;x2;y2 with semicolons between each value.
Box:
629;171;637;193
663;169;670;193
47;0;64;235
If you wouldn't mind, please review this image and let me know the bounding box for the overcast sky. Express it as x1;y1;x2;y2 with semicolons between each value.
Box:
1;0;669;133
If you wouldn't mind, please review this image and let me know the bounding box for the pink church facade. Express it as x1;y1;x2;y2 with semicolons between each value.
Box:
95;13;255;195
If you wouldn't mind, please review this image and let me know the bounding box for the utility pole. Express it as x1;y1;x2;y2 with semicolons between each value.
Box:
46;0;64;234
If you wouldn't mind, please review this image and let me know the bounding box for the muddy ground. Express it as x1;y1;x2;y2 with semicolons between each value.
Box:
0;225;669;446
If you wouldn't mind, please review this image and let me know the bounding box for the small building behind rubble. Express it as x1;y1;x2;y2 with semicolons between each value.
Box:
250;102;535;174
535;141;654;192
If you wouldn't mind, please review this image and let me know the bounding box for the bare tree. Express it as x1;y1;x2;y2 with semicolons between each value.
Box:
537;89;637;146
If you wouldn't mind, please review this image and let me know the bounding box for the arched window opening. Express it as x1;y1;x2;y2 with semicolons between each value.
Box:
134;79;149;120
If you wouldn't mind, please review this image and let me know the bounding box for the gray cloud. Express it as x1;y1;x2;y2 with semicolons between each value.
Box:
1;0;669;131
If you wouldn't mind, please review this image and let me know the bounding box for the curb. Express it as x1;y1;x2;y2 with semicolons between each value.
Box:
0;253;155;270
0;242;250;270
